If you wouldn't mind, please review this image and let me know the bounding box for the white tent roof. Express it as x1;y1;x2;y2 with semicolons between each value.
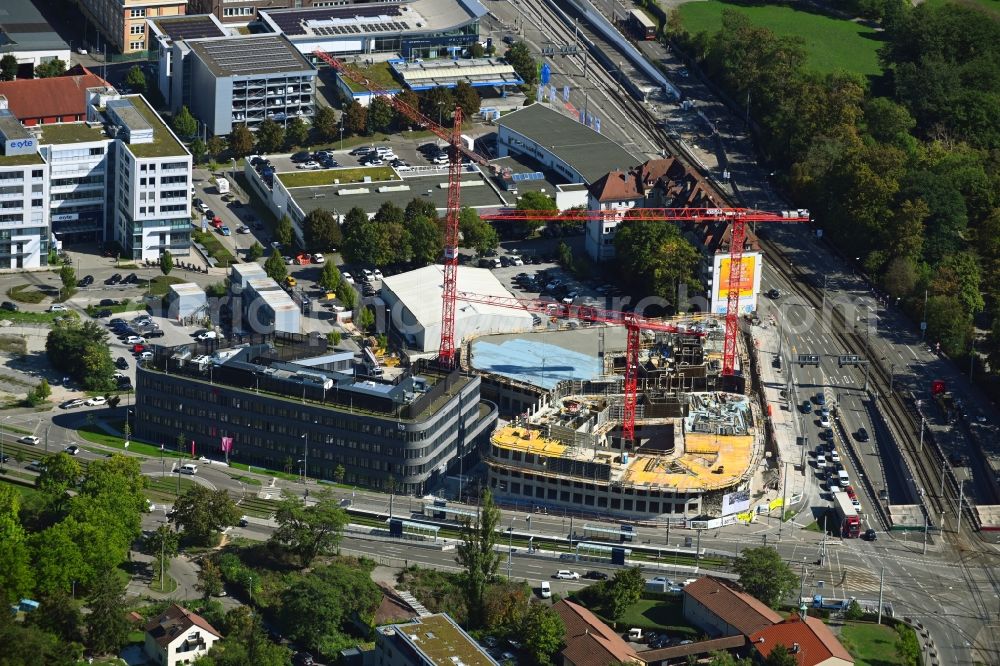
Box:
382;264;531;328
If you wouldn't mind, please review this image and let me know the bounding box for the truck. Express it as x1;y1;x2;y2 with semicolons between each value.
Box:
832;491;861;538
216;177;230;194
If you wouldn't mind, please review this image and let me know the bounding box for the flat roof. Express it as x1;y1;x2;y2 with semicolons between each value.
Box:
394;614;497;666
149;14;226;42
40;122;107;145
119;95;188;159
187;34;314;78
498;103;640;184
169;283;205;297
471;337;602;390
390;57;522;90
290;169;506;217
0;0;70;55
260;0;486;39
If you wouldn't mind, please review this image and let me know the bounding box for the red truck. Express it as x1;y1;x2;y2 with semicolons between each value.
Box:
833;491;861;538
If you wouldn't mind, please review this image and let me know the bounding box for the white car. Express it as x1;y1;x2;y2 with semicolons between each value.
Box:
125;336;145;345
364;158;385;166
342;272;355;284
816;453;826;466
373;269;384;281
284;256;294;265
830;450;841;463
297;161;322;170
63;398;85;409
432;154;449;165
395;164;414;172
362;269;374;279
554;570;580;580
819;414;831;428
195;331;218;341
510;256;524;266
85;396;107;406
17;436;40;445
47;304;67;312
139;351;154;360
65;445;80;455
312;253;325;263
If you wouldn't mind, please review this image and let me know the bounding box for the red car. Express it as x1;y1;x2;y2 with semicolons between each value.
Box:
845;486;857;500
132;343;145;354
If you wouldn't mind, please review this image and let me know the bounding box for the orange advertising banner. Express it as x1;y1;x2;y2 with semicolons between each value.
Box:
717;256;756;298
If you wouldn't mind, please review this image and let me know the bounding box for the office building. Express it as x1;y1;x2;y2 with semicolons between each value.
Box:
375;614;498;666
147;14;228;112
135;337;498;494
0;66;111;127
0;110;48;269
0;0;71;68
77;0;187;54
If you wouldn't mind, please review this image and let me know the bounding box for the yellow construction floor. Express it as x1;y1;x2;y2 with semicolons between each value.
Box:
624;434;753;491
492;426;568;456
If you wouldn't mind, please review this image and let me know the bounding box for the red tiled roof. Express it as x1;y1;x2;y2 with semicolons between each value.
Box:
145;604;222;649
750;613;854;666
552;599;637;666
0;66;109;122
683;576;782;637
590;169;644;203
639;635;746;663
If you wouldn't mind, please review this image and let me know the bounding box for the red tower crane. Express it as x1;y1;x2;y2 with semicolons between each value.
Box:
437;109;464;367
455;292;705;443
481;207;810;376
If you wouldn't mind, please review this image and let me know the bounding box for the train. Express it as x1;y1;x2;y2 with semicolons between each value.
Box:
628;9;656;40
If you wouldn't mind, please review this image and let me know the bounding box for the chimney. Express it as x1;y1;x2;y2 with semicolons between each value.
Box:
792;643;800;653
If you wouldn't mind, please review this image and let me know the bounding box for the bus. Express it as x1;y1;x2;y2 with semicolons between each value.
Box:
832;491;861;538
629;9;656;40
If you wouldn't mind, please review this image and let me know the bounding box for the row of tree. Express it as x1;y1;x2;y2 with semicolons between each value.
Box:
45;319;116;391
673;3;1000;362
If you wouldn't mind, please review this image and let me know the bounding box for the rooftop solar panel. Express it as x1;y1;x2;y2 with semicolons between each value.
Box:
154;16;226;41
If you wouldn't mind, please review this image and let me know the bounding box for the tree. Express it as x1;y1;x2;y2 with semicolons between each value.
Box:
246;242;264;261
455;489;502;628
171;485;241;546
59;263;76;294
505;42;537;85
521;604;565;665
844;599;864;620
0;510;34;603
605;566;645;620
453;81;481;118
733;546;797;608
319;261;342;293
408;215;443;266
614;221;701;308
35;58;67;79
340;282;357;309
459;207;498;255
173;106;198;139
470;42;485;58
304;208;342;253
333;464;345;484
197;558;224;601
0;611;81;665
0;54;17;81
25;590;82;645
276;214;295;248
256;118;285;154
161;249;174;276
707;651;752;666
190;137;207;164
881;256;918;299
358;306;375;332
46;320;115;391
344;100;367;136
270;490;348;566
228;124;254;158
421;86;455;124
208;607;292;666
85;568;129;656
367;95;394;134
557;241;573;271
145;524;180;590
36;451;81;499
395;90;421;129
516;191;557;213
207;135;226;159
123;64;146;93
285;116;309;148
343;210;394;267
926;294;972;357
313;105;338;142
895;623;921;666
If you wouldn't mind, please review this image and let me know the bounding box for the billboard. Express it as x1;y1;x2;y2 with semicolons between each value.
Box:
716;255;757;298
721;489;751;516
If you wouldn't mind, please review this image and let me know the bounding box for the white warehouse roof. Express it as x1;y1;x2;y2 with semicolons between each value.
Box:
382;264;533;352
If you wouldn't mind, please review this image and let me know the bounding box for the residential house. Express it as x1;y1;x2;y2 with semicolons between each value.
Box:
749;613;854;666
144;604;222;666
682;576;782;639
551;599;639;666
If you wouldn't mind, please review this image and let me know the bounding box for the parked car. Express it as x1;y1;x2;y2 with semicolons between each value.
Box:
17;436;39;445
297;161;322;170
123;273;139;284
801;401;813;414
220;226;232;236
312;253;325;263
237;225;250;234
554;570;580;580
96;308;113;318
539;581;551;599
1;301;18;312
126;335;146;345
291;151;312;163
47;304;68;312
99;298;119;307
139;351;154;361
105;273;122;285
583;571;608;580
63;398;85;409
78;274;94;287
195;331;218;341
373;269;384;281
116;357;129;369
85;396;107;406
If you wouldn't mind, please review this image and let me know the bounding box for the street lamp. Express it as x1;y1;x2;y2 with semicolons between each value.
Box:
0;416;8;472
507;518;517;580
339;124;344;152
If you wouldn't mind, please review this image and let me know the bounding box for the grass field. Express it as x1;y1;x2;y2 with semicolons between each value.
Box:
839;622;907;665
277;165;399;188
677;1;883;77
7;284;48;304
613;598;700;636
148;275;188;296
192;231;237;267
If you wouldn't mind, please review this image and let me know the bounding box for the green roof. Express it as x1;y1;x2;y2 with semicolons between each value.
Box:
40;123;107;145
0;152;44;166
277;165;398;188
342;61;402;93
396;615;494;666
123;96;187;159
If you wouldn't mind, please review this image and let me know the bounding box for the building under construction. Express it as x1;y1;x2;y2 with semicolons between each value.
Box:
478;323;763;520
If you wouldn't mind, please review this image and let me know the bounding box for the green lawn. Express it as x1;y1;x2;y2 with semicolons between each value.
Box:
341;61;403;92
0;478;44;501
277;165;399;188
85;301;146;317
839;622;907;666
7;284;48;304
677;1;883;77
147;275;188;296
146;475;199;503
149;569;178;594
615;598;700;637
192;231;237;267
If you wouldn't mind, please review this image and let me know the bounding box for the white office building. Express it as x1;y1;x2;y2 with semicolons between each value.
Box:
0;110;48;269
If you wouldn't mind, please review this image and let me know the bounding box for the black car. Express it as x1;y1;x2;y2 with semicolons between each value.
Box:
78;275;94;287
1;301;17;312
856;427;870;442
291;150;312;163
767;288;781;299
293;652;315;666
146;329;165;339
105;273;122;285
583;571;608;580
96;308;113;318
863;528;877;541
123;273;139;284
115;357;129;370
109;318;125;326
350;145;373;156
99;298;119;307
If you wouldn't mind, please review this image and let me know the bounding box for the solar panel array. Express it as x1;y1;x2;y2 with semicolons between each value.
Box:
265;4;403;36
196;38;309;76
309;21;409;36
157;16;225;41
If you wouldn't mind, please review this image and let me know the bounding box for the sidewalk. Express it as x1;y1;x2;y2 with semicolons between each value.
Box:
748;313;808;509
